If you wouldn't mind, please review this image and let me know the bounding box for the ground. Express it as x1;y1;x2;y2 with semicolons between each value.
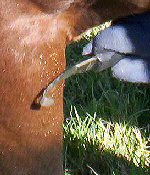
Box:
63;23;150;175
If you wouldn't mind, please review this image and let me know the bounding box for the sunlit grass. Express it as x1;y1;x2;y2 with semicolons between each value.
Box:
64;22;150;175
64;107;149;175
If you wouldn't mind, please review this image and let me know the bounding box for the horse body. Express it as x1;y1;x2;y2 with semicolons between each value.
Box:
0;1;68;175
0;0;150;174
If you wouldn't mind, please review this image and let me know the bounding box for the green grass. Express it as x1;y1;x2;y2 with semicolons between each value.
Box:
64;24;150;175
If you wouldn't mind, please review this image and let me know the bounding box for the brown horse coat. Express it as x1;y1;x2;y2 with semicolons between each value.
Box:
0;0;150;175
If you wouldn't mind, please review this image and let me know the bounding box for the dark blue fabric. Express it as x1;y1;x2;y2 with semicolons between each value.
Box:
93;12;150;57
90;12;150;83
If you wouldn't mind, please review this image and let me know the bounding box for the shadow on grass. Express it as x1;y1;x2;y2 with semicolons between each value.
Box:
65;39;150;130
64;40;150;175
64;136;149;175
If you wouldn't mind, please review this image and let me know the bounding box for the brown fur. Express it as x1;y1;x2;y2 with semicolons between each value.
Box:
0;0;150;174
